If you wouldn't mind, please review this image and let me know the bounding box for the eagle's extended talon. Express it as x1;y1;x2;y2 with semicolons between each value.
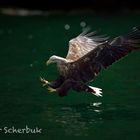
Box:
47;87;56;93
40;77;49;87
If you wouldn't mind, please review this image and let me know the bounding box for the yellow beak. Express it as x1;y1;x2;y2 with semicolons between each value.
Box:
46;60;52;65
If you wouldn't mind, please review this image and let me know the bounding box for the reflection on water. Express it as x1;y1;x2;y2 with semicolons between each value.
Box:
42;101;140;137
43;102;103;136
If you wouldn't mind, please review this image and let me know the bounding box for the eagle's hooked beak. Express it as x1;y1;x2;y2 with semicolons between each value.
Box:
46;59;52;65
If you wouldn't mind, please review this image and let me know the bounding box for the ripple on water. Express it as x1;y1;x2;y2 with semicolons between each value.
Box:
42;102;139;136
42;102;103;136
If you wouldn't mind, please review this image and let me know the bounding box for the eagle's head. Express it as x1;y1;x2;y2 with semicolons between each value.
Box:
46;55;67;66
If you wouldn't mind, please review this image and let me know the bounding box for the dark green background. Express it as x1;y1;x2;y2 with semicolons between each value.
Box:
0;13;140;140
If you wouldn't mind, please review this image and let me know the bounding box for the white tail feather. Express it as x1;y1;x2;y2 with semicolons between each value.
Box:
88;86;103;97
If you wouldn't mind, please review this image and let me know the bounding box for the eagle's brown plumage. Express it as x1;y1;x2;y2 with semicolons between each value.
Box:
41;27;140;97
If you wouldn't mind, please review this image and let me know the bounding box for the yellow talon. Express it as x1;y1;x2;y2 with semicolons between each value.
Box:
47;87;56;93
40;77;49;87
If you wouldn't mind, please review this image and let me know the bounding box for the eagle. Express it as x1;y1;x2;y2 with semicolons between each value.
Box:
40;27;140;97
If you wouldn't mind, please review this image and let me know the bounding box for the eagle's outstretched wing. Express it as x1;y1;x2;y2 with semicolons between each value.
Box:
70;28;140;82
66;28;109;62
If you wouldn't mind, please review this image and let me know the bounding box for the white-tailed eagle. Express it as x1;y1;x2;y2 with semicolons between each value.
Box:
40;27;140;97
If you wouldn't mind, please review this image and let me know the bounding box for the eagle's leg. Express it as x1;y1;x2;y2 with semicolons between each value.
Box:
48;75;65;89
40;77;56;93
56;79;75;96
72;82;94;92
40;76;65;93
72;82;102;97
56;79;93;96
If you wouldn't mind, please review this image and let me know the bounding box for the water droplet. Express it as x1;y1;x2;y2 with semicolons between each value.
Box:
64;24;70;30
80;21;86;27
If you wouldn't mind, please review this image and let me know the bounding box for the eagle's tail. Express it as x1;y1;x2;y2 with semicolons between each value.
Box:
88;86;103;97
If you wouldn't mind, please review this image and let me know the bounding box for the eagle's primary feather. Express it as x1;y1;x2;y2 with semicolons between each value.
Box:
66;28;109;62
43;27;140;97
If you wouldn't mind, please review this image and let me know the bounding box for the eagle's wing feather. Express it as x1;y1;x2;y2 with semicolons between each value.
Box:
66;29;109;62
110;27;140;45
70;28;140;82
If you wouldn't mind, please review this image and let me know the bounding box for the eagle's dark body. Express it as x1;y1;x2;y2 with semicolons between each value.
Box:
42;28;140;97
